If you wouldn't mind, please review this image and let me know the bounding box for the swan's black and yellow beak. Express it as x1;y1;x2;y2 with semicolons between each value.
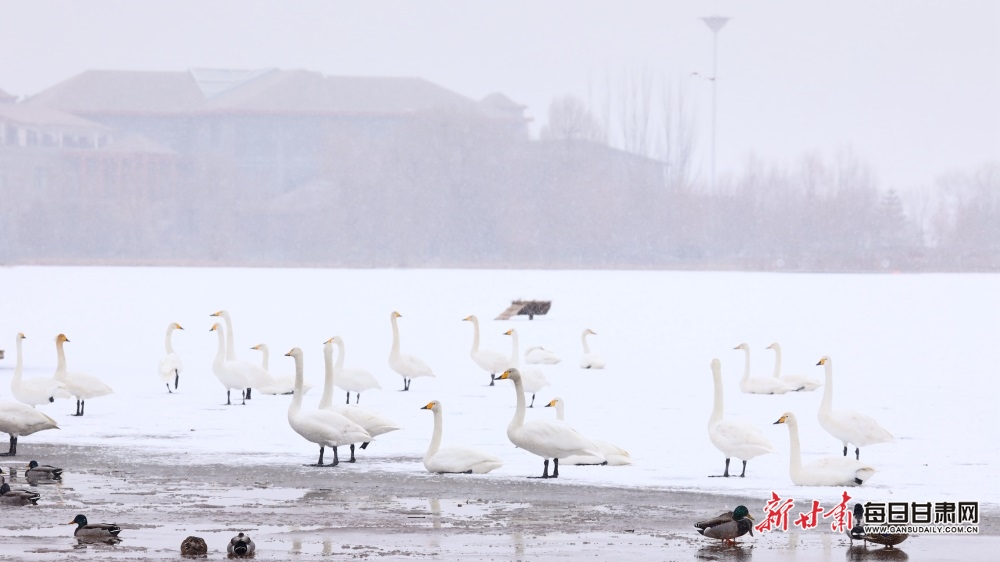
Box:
545;400;557;408
284;350;293;357
498;370;512;380
816;358;827;366
773;415;788;425
420;402;434;410
209;324;219;331
504;329;512;336
210;311;221;317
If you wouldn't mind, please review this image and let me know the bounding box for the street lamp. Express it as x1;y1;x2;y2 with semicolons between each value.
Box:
701;15;730;189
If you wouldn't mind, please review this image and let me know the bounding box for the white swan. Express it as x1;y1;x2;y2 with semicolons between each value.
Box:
504;328;550;408
525;345;561;365
249;343;310;395
209;323;252;405
420;400;503;474
11;333;65;407
579;328;605;369
773;411;876;486
327;336;381;404
817;356;894;459
0;400;58;456
707;358;774;477
210;310;271;398
388;311;434;391
545;397;631;465
463;315;510;385
497;368;603;478
319;338;400;462
733;343;800;394
285;347;371;466
765;343;821;391
158;322;184;393
53;334;113;417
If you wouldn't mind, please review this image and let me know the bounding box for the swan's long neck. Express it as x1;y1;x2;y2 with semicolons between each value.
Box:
581;332;591;354
290;353;304;413
554;400;565;421
820;361;834;412
508;330;520;367
55;339;68;379
710;368;724;426
335;339;345;370
259;345;270;371
319;343;335;410
741;348;751;382
222;312;236;361
13;337;23;386
213;326;226;366
165;326;175;354
786;415;803;478
508;375;527;433
469;317;480;354
390;315;401;356
771;345;782;378
426;408;443;458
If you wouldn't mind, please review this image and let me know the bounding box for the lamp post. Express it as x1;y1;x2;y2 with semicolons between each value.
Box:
701;15;729;190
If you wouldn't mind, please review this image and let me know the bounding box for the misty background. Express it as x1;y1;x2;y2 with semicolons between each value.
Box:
0;1;997;270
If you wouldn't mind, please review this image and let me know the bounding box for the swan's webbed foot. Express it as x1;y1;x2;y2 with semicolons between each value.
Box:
709;457;732;478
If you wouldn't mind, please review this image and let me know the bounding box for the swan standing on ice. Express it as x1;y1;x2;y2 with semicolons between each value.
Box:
525;346;561;365
733;343;800;394
497;368;603;478
158;323;184;393
327;336;381;404
319;337;400;462
707;358;774;477
210;323;252;405
285;347;371;466
503;329;550;408
579;329;605;369
210;310;271;399
545;398;631;465
773;412;876;486
388;311;434;391
463;315;510;386
249;343;309;395
11;333;65;406
0;400;59;456
765;343;821;391
420;400;503;474
816;356;893;459
53;334;113;417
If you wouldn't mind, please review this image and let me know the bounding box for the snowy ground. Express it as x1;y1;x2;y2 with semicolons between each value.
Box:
0;266;997;556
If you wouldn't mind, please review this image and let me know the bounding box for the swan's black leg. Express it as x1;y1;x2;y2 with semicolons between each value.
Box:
226;390;232;405
245;388;252;400
166;383;172;393
355;393;360;404
0;435;15;456
345;392;350;405
843;445;848;457
240;390;246;405
317;446;325;465
174;371;179;390
724;457;731;477
489;374;495;387
529;394;536;408
404;378;411;391
81;400;85;416
553;458;559;478
360;441;370;450
542;459;550;478
332;446;340;466
349;444;356;463
855;447;860;460
740;460;747;478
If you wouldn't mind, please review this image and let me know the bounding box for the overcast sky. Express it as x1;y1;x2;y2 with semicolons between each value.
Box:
2;0;997;189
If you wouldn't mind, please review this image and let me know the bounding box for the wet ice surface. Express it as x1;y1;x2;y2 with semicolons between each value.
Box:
1;267;998;558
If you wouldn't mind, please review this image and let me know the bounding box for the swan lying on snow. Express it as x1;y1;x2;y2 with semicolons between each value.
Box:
498;368;603;478
545;398;630;465
816;356;893;459
463;315;510;385
579;329;606;369
388;311;434;391
158;322;184;393
733;343;800;394
53;334;113;417
327;335;381;404
765;342;821;391
773;411;876;486
319;338;400;462
11;333;66;406
707;358;774;477
285;347;371;466
525;345;561;365
420;400;503;474
249;343;311;395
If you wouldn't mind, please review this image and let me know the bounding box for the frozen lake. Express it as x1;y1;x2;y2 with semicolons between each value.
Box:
2;266;998;511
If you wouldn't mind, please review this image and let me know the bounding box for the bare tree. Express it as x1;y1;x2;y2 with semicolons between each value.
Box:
539;95;605;143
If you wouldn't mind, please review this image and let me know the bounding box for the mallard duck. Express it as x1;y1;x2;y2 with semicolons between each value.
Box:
227;532;255;557
695;504;755;544
849;503;908;548
0;475;40;505
68;514;121;538
180;535;208;556
25;460;63;481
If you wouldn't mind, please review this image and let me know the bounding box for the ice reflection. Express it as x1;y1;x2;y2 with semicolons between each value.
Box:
695;542;752;561
847;545;909;561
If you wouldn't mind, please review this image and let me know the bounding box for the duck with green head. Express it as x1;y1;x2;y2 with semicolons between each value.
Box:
848;503;908;548
26;460;63;481
695;505;755;544
68;514;121;538
0;475;40;505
